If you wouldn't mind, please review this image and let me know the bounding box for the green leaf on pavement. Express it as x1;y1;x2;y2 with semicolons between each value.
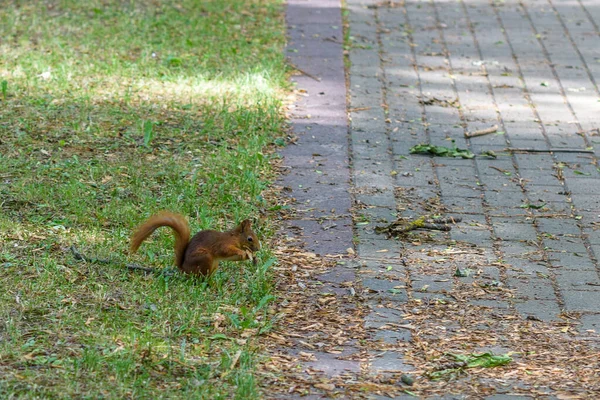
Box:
410;143;475;159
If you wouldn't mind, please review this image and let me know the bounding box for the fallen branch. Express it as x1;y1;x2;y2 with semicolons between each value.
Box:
288;62;321;82
465;125;498;138
505;147;594;154
489;166;511;174
70;245;171;275
348;107;372;113
375;216;462;237
70;245;110;264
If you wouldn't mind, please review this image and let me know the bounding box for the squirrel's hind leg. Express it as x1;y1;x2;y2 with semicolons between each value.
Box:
180;252;213;276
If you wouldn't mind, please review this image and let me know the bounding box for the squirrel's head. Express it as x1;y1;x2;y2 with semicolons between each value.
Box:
238;219;261;252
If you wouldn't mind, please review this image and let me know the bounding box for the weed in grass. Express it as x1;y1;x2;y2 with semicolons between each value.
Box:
0;0;287;397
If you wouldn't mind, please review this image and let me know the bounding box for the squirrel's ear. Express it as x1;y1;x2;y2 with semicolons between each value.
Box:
240;219;252;232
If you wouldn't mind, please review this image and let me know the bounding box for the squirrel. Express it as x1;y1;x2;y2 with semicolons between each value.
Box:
130;211;260;276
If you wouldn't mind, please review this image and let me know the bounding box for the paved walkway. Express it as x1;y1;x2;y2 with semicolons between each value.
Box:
281;0;600;397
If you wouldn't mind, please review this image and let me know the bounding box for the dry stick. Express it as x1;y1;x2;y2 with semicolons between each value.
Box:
288;62;321;82
348;106;372;112
70;245;110;264
376;216;462;236
465;124;498;138
70;245;168;275
505;147;594;154
576;128;600;136
489;166;510;174
323;37;343;44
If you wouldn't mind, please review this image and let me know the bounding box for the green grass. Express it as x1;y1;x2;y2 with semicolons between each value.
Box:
0;0;287;397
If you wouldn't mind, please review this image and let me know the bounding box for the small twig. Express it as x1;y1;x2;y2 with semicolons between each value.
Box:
376;216;462;237
323;37;343;44
348;107;372;113
465;125;498;138
576;128;599;136
422;223;452;231
70;245;110;264
322;223;338;231
125;263;166;274
430;216;462;224
70;245;168;275
505;147;594;154
489;166;510;174
288;62;321;82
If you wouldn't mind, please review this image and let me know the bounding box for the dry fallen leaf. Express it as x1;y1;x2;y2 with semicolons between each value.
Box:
313;383;335;391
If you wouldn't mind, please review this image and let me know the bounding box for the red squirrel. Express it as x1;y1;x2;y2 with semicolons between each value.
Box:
130;211;260;276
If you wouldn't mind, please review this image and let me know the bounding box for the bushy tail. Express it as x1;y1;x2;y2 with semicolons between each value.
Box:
130;211;191;268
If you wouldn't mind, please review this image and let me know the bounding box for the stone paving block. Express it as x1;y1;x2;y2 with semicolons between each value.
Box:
484;190;527;209
478;175;519;192
358;207;397;225
525;186;570;203
491;218;537;242
283;219;354;256
357;238;403;260
362;278;408;302
442;196;486;214
541;238;588;254
518;170;563;186
570;194;600;211
498;241;540;258
450;231;494;247
535;218;582;236
564;179;600;195
535;201;572;214
368;306;404;322
504;257;550;276
353;161;395;184
579;314;600;334
411;274;453;293
318;266;358;286
372;329;412;344
355;188;396;208
546;251;597;271
562;164;600;179
394;170;437;188
487;208;531;217
513;154;556;170
352;144;391;163
506;139;549;151
305;350;361;377
436;166;478;183
476;266;503;283
476;157;515;173
507;277;557;301
370;351;415;374
514;298;562;322
591;244;600;263
554;269;600;289
439;181;481;198
561;289;600;313
350;114;387;133
391;139;428;156
585;232;600;246
411;292;453;304
354;168;398;190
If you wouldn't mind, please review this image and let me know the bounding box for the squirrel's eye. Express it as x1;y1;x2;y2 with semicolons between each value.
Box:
247;236;253;242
